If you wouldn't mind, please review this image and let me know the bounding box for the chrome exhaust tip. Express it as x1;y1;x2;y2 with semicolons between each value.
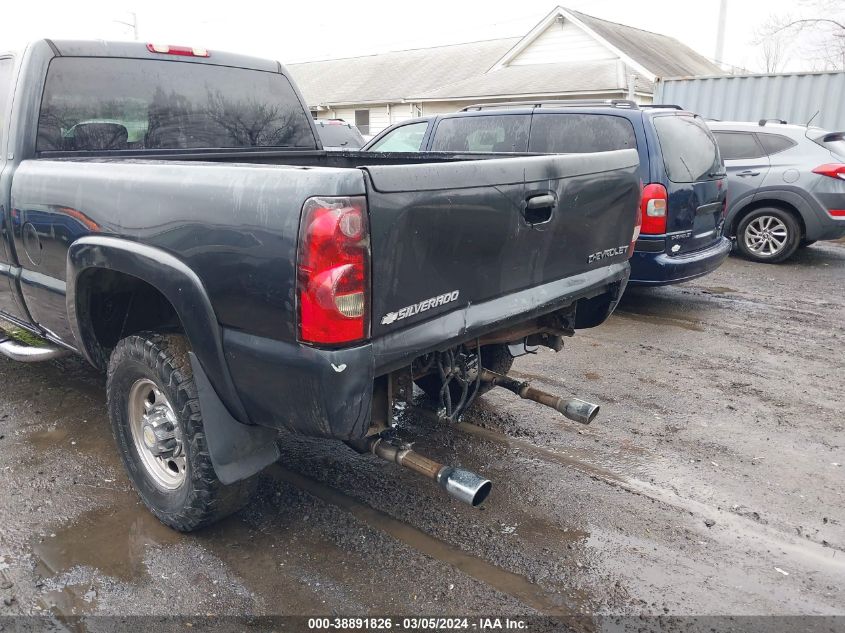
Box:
367;437;492;507
437;467;492;507
561;399;600;425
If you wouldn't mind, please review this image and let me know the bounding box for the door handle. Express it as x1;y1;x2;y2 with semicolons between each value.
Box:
737;170;760;177
526;194;556;210
523;193;556;224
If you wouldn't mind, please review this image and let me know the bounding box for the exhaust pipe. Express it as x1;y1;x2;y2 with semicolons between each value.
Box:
0;338;70;363
479;369;600;424
367;437;492;507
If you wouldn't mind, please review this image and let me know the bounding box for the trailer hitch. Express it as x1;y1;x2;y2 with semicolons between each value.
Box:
479;369;600;424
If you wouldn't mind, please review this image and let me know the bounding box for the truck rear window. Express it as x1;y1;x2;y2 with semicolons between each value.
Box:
528;113;637;153
653;115;723;182
36;57;317;153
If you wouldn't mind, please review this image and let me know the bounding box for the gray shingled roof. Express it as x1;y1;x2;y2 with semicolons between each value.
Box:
410;60;653;100
288;7;721;107
568;9;722;77
288;38;518;106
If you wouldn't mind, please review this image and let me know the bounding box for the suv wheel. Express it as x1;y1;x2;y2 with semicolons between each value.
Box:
107;332;254;531
736;208;800;263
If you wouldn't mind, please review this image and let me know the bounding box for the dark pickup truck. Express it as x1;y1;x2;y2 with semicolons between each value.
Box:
0;40;641;531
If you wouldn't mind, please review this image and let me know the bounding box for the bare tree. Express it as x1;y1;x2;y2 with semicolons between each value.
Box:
760;1;845;70
759;35;787;72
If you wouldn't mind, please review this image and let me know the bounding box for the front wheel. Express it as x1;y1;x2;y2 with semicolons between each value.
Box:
107;332;254;531
736;208;800;263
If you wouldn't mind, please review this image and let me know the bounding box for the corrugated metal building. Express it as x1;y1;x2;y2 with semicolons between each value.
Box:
655;71;845;130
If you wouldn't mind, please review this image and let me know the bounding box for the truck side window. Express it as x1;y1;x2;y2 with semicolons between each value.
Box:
712;131;764;160
430;115;530;153
528;113;637;153
368;121;429;152
36;57;318;153
0;57;14;149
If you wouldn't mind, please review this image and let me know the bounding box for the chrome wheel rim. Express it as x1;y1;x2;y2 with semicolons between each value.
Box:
744;215;788;257
128;378;186;490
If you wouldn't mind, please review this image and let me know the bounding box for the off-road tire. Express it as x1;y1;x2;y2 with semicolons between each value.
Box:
736;207;801;264
415;344;514;403
107;332;254;531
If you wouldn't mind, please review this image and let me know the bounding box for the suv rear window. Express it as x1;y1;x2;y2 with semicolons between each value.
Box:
712;131;764;160
36;57;317;152
653;115;723;182
757;133;796;156
430;115;530;152
528;113;636;153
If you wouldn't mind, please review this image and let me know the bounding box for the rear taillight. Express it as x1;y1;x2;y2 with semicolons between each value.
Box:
297;196;370;345
640;183;668;235
146;43;210;57
812;163;845;180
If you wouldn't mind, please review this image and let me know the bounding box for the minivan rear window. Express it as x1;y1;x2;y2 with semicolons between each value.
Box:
36;57;317;153
430;115;530;152
528;113;636;153
653;115;723;182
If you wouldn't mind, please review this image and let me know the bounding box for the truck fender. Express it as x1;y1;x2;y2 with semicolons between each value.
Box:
67;236;278;483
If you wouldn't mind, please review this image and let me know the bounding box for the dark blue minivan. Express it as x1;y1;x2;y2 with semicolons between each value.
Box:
363;101;731;285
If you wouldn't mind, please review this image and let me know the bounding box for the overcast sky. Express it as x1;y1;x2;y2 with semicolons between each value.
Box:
0;0;838;73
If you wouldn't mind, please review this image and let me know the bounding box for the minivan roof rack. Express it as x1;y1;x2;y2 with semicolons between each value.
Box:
758;118;788;126
459;99;639;112
642;104;684;110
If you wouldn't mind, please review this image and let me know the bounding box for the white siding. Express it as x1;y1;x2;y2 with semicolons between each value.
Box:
421;101;466;116
509;19;616;66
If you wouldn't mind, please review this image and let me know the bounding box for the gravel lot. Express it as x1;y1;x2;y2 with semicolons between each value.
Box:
0;244;843;622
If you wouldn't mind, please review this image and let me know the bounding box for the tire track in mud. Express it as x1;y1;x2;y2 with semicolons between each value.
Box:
267;465;577;616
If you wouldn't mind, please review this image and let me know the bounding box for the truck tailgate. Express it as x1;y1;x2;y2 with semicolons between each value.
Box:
363;149;641;338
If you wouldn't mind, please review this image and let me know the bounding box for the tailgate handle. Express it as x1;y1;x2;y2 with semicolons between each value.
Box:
524;194;556;224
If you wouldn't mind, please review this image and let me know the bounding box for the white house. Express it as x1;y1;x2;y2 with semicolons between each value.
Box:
288;6;722;136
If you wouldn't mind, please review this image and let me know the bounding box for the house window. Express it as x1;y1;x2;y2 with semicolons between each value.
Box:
355;109;370;135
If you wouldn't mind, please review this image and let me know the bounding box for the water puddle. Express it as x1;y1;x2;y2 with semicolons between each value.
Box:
613;310;705;332
33;502;182;582
268;465;579;616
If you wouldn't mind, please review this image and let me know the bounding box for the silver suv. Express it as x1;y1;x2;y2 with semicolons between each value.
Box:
708;121;845;263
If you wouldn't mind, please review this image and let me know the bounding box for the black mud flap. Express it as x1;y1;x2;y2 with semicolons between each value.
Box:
189;352;280;484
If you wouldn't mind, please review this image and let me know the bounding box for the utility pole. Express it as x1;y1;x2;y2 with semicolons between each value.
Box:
714;0;727;69
114;12;139;41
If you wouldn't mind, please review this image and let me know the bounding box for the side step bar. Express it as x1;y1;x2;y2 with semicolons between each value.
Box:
0;337;70;362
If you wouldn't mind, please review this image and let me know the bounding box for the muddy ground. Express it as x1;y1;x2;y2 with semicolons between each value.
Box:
0;244;843;625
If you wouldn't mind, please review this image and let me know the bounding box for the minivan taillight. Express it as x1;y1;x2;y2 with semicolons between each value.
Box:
640;183;668;235
812;163;845;180
297;196;370;345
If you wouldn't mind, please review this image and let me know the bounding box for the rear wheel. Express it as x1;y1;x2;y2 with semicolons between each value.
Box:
414;344;514;403
736;207;800;263
107;332;254;531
